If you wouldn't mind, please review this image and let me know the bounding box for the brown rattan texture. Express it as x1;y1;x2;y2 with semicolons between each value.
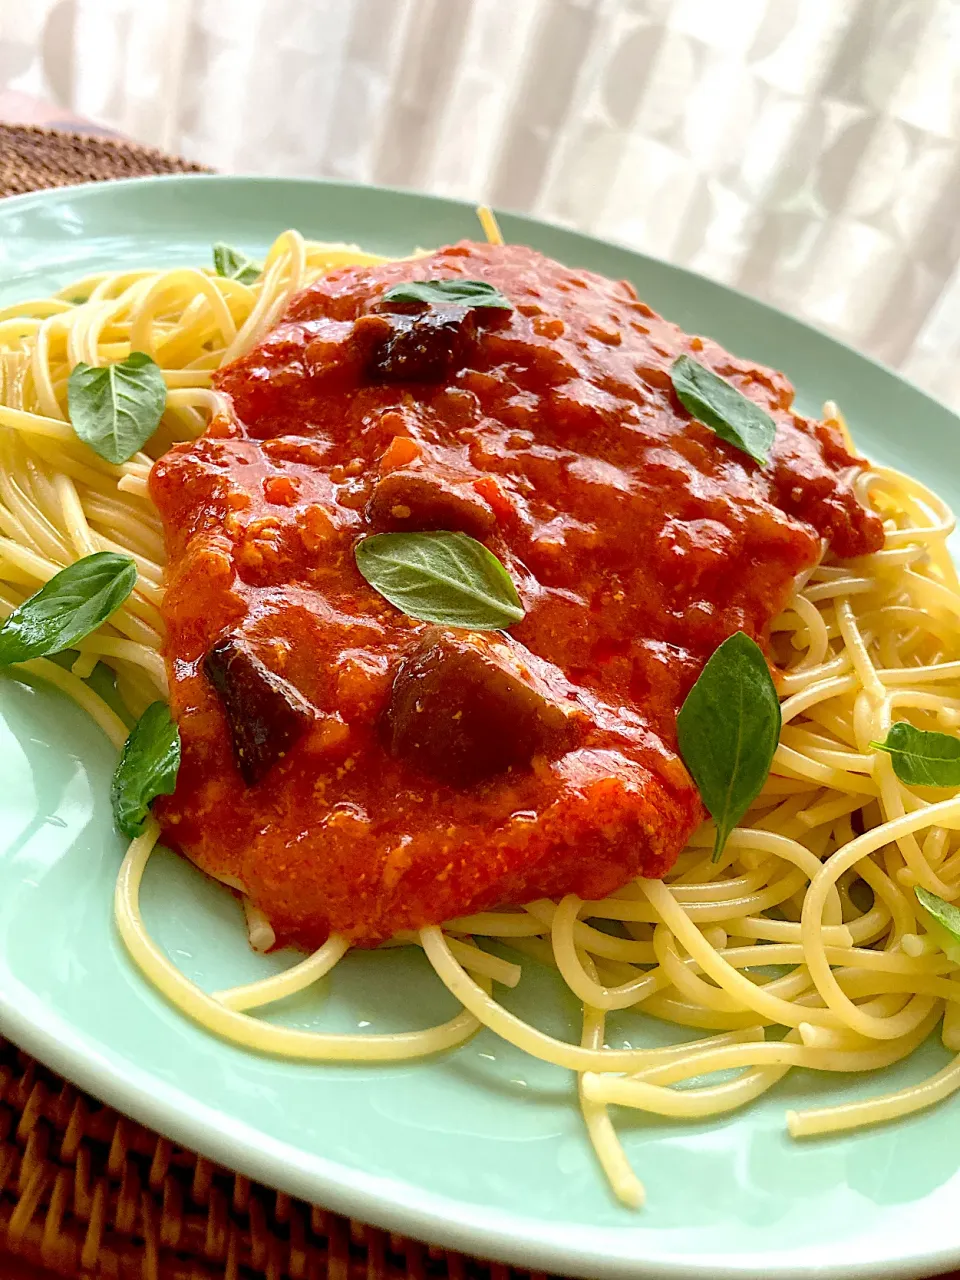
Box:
0;124;209;196
0;124;550;1280
0;1039;553;1280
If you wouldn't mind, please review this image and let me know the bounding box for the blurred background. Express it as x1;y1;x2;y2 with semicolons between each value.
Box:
3;0;960;408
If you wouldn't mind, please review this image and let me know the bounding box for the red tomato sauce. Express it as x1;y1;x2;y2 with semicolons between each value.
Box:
150;242;882;948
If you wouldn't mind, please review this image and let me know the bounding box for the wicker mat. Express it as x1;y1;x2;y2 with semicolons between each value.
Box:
0;124;552;1280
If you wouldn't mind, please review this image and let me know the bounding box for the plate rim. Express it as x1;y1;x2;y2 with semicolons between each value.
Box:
0;172;958;1280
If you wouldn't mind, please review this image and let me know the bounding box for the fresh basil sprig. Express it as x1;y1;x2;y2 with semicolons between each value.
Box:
677;631;781;862
381;279;512;311
671;354;776;466
871;721;960;787
915;886;960;966
111;701;181;838
67;351;167;465
0;552;137;666
213;241;262;285
355;531;524;629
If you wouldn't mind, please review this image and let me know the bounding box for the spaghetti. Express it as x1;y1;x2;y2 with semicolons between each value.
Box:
2;218;960;1210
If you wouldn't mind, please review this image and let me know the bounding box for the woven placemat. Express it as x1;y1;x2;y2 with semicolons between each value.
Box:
0;124;550;1280
0;124;209;196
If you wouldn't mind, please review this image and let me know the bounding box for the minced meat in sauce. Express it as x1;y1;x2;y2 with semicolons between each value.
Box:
150;241;882;948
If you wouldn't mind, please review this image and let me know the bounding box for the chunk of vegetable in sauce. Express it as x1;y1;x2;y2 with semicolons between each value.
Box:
383;628;581;786
366;468;497;537
204;636;314;785
358;305;477;382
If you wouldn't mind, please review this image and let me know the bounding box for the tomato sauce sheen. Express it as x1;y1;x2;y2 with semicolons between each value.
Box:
150;242;883;948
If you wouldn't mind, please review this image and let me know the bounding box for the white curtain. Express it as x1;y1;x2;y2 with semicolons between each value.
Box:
5;0;960;411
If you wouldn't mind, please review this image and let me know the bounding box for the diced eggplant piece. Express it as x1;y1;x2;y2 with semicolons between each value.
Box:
366;468;496;538
205;635;314;786
383;629;580;786
358;304;476;382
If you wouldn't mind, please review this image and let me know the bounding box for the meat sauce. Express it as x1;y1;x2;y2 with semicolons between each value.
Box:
150;241;883;948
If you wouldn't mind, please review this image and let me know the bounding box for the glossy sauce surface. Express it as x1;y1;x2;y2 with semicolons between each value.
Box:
150;242;882;947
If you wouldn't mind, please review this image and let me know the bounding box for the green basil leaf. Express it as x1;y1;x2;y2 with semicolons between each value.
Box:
871;721;960;787
677;631;781;862
355;531;524;629
213;241;262;285
381;279;512;311
0;552;137;666
915;886;960;966
67;351;167;465
670;354;776;466
111;701;181;838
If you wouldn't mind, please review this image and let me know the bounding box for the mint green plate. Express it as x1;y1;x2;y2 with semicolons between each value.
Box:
1;176;959;1280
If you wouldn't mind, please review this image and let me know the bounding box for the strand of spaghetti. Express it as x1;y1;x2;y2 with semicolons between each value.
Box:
444;911;546;937
653;926;814;1014
116;825;484;1060
942;977;960;1049
578;955;644;1210
580;1062;790;1119
128;270;237;357
549;896;663;1010
779;650;853;694
713;942;953;977
637;992;772;1032
905;567;960;622
873;751;955;897
781;593;830;669
666;870;768;900
166;387;225;416
857;855;916;941
31;314;65;419
420;925;761;1071
579;873;847;932
477;206;504;245
879;659;960;685
444;937;522;988
220;232;318;365
787;1051;960;1137
12;658;128;748
640;880;844;1029
778;672;860;723
805;578;876;602
54;473;97;557
539;909;656;964
214;935;351;1011
724;829;844;923
861;466;954;546
801;796;960;1039
772;742;877;794
587;1004;942;1097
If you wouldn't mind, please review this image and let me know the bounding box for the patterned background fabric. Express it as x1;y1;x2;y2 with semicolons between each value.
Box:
4;0;960;410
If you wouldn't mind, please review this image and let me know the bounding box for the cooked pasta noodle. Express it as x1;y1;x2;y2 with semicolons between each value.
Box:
2;221;960;1208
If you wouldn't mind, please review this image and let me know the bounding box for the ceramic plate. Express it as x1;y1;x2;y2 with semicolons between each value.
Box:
1;176;959;1280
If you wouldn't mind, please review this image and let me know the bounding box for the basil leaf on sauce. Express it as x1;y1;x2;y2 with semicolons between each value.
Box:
915;886;960;966
381;279;512;311
676;631;781;862
111;701;181;838
871;722;960;787
0;552;137;666
67;351;167;465
670;354;776;466
212;241;262;285
355;531;524;630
